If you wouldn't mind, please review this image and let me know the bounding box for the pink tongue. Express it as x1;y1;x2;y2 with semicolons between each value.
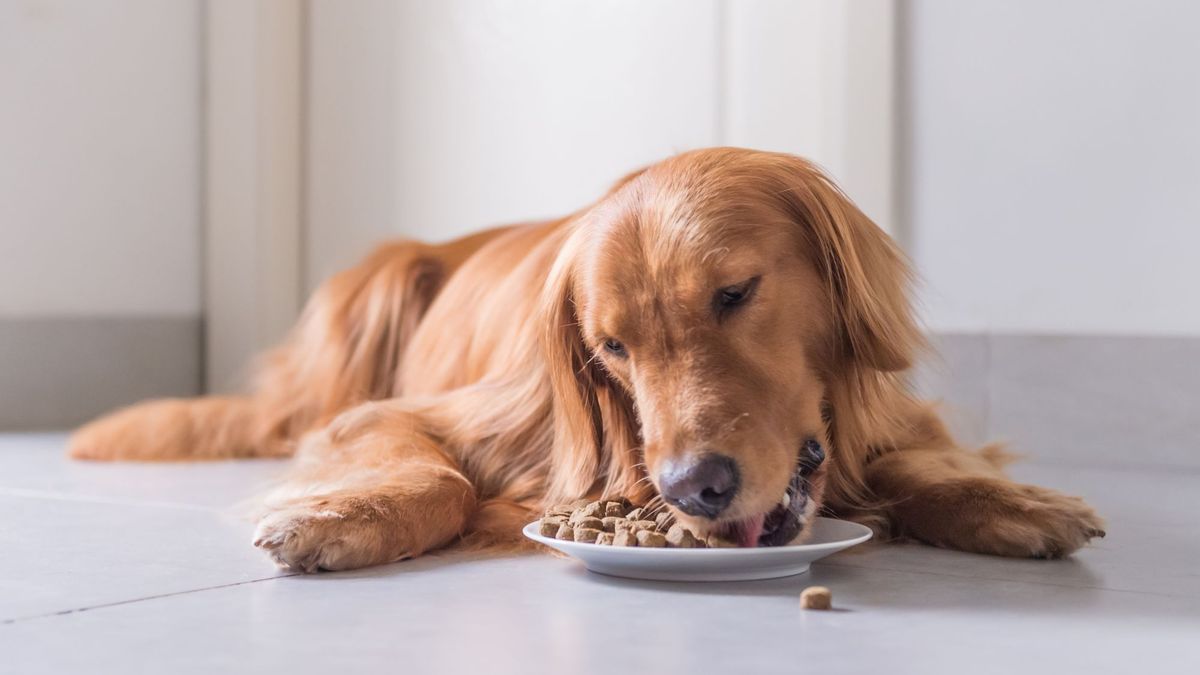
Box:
736;513;766;548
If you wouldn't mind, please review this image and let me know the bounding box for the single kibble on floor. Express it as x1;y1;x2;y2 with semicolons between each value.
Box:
595;531;615;545
636;530;668;548
799;586;833;610
613;528;638;547
665;523;697;548
576;516;604;531
555;523;575;541
625;507;645;521
574;527;603;543
539;516;565;537
600;516;622;532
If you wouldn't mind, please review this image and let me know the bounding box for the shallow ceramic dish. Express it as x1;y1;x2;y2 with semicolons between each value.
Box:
523;516;871;582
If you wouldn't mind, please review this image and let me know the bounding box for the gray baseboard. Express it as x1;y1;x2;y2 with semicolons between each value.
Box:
0;316;201;431
914;333;1200;471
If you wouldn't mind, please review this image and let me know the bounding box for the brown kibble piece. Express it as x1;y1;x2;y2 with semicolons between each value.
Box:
625;507;645;521
595;532;614;545
577;517;604;531
574;527;602;543
655;512;675;531
556;523;575;540
665;523;697;548
569;502;601;524
633;519;657;532
613;528;638;547
706;535;737;548
636;530;668;548
600;517;623;532
539;516;565;537
604;501;627;518
799;586;832;610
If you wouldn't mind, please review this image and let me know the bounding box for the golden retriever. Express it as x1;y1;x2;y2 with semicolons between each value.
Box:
70;148;1104;571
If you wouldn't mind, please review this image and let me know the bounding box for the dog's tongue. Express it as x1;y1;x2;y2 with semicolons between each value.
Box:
735;513;766;548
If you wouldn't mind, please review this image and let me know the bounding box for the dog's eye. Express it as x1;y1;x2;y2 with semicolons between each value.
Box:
714;276;760;316
602;338;627;357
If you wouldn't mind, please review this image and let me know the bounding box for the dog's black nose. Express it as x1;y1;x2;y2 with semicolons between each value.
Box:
658;454;740;519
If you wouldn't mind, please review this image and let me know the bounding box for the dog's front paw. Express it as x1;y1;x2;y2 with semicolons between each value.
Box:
901;478;1106;559
978;483;1106;558
253;498;409;573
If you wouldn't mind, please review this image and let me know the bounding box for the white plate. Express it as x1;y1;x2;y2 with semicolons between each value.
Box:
522;516;872;582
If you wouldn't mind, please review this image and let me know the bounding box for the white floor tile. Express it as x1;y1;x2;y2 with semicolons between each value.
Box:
0;495;284;621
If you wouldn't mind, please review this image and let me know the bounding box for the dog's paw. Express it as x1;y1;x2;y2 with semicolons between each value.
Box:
980;483;1106;558
922;479;1106;559
253;499;408;573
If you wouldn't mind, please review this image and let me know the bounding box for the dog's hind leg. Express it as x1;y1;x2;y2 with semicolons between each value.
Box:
252;400;476;571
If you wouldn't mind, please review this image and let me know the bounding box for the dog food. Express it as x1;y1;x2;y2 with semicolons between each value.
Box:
539;499;737;548
799;586;833;610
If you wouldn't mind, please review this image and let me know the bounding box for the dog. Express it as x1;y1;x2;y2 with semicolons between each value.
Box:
70;148;1104;571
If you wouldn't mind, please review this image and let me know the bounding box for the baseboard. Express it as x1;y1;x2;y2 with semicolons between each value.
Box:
0;316;201;431
915;333;1200;471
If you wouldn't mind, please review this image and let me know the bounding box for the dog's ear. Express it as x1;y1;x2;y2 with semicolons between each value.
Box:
537;230;644;505
772;157;921;372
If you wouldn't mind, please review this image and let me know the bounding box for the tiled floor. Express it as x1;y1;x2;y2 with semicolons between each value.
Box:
1;433;1197;674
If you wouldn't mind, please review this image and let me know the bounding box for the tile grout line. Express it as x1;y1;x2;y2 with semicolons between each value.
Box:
2;573;300;626
815;559;1194;601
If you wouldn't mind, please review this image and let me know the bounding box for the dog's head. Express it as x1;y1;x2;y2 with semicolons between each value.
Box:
540;148;918;546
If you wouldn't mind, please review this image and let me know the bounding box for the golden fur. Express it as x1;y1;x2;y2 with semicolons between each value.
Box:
70;148;1104;571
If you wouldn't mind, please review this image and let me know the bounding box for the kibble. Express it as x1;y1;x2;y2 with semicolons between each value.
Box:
612;527;638;547
576;517;604;531
636;530;668;547
799;586;832;610
539;515;565;537
705;534;737;548
655;512;675;530
665;523;697;548
538;499;737;548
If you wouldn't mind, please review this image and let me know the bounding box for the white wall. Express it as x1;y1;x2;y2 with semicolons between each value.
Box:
305;0;895;290
905;0;1200;336
0;0;201;318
